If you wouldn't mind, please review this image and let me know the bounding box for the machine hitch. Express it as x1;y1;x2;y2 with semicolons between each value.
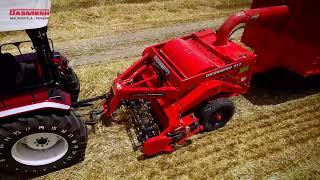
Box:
72;93;112;125
72;93;109;108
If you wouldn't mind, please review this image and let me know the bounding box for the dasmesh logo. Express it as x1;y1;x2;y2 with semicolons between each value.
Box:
9;9;50;17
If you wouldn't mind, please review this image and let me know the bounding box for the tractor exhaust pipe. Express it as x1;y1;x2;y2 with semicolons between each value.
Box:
214;5;291;46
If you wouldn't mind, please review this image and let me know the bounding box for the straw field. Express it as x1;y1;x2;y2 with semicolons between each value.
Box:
0;0;250;43
0;0;319;179
40;60;320;179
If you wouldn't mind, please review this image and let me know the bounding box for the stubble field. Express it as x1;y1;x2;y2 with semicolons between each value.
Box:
1;0;319;179
42;60;320;179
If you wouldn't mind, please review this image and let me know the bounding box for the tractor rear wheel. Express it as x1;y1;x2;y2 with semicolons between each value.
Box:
0;112;87;177
199;98;235;132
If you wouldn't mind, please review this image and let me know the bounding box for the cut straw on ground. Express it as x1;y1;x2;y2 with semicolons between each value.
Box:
39;60;320;179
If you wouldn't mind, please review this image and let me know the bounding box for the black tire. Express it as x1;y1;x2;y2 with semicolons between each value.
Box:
68;71;80;102
0;111;88;178
199;98;235;132
61;68;80;103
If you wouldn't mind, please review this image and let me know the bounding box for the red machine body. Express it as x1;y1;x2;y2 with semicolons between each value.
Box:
242;0;320;76
0;88;71;119
102;5;298;156
100;1;319;157
104;29;256;155
0;52;73;118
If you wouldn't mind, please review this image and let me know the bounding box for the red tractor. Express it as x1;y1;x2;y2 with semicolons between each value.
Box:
0;0;87;177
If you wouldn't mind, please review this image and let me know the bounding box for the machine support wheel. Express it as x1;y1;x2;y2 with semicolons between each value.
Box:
0;112;87;177
199;98;235;132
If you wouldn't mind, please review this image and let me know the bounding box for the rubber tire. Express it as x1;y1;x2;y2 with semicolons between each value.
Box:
0;112;88;178
199;98;235;132
61;68;80;103
68;71;80;103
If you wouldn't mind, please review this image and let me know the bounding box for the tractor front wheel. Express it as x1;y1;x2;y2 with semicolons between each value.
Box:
0;112;87;177
199;98;235;132
62;68;80;103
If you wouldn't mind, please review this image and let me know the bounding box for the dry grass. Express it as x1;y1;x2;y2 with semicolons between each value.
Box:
76;58;136;98
38;60;320;179
0;0;251;43
2;0;319;178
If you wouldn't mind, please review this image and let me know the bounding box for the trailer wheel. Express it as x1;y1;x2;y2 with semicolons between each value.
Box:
0;112;87;177
199;98;235;132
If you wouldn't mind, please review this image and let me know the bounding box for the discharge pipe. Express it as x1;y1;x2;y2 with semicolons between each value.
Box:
214;5;291;46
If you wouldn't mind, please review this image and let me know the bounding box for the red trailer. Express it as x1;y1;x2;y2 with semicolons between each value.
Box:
242;0;320;76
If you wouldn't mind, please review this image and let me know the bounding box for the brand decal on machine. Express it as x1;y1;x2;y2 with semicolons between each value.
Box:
132;93;165;97
153;55;170;75
9;9;50;20
205;62;242;78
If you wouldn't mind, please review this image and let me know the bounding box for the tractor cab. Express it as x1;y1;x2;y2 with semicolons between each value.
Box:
0;1;55;96
0;35;56;94
0;1;80;102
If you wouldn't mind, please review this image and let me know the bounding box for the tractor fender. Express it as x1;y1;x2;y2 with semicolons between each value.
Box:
0;100;70;118
0;89;71;119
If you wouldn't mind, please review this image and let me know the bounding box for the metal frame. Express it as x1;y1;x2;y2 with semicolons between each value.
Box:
102;28;256;155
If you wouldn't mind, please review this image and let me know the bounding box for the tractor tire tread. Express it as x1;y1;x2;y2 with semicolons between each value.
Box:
0;111;88;178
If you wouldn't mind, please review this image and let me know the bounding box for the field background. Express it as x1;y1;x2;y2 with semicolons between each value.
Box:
1;0;250;43
1;0;320;179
